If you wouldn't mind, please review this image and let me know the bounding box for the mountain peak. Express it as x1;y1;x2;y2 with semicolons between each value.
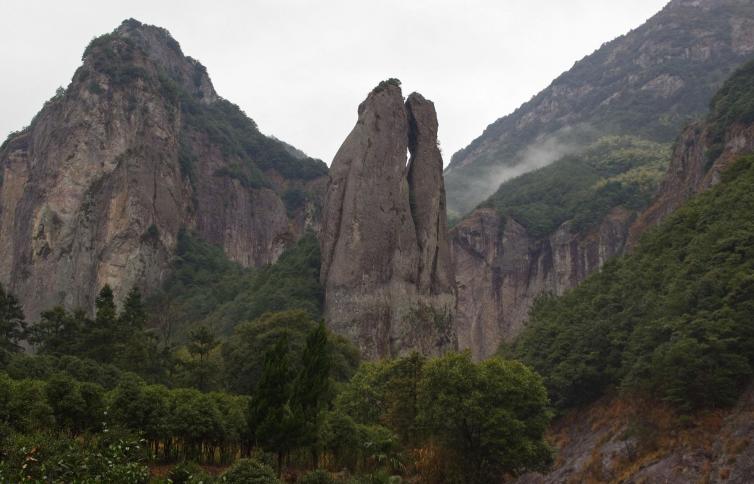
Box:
80;19;217;104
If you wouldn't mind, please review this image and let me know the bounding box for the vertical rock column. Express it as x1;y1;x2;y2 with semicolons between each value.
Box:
320;82;457;359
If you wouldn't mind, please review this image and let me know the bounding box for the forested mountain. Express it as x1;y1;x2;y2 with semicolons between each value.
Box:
451;0;754;359
445;0;754;219
510;57;754;483
0;19;327;319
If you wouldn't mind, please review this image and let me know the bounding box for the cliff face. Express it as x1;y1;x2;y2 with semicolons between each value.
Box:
629;123;754;245
451;207;631;359
445;0;754;218
0;19;327;318
320;82;456;359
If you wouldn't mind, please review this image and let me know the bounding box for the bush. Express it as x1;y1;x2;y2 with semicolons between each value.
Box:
168;461;211;483
300;468;335;484
220;458;280;484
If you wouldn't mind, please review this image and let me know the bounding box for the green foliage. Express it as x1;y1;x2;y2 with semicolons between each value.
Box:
300;468;335;484
373;78;402;93
168;461;211;483
290;321;332;448
706;59;754;161
514;155;754;411
0;283;26;364
483;136;669;237
150;231;324;338
334;352;551;483
417;353;552;483
283;188;308;216
83;32;148;88
220;458;280;483
247;334;297;466
0;430;150;483
223;310;357;396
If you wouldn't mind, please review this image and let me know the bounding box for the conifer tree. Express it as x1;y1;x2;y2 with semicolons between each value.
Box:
291;321;332;449
247;333;297;472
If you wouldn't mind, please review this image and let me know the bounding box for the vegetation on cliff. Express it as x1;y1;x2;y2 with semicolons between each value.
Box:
482;136;669;237
512;154;754;412
148;230;323;338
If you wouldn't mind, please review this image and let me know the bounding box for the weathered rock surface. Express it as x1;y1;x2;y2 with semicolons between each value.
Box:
0;19;326;318
629;121;754;246
320;82;456;359
451;207;632;360
514;385;754;484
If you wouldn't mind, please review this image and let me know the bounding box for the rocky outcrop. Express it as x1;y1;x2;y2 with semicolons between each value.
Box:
320;82;456;359
629;121;754;246
0;19;326;318
451;207;631;360
514;385;754;484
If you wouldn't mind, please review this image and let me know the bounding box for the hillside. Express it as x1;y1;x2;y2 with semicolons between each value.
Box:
0;19;327;318
445;0;754;219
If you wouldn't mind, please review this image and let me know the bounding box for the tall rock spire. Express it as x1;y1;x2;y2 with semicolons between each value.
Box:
320;80;456;359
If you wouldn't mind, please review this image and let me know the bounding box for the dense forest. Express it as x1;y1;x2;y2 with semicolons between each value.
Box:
0;236;551;483
511;154;754;412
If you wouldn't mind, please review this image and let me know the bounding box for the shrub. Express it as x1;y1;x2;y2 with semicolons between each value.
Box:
220;458;280;484
300;468;335;484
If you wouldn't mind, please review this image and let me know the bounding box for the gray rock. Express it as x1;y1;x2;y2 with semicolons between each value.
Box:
320;82;456;359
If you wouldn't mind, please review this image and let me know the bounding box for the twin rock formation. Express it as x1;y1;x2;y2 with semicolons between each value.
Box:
320;81;456;359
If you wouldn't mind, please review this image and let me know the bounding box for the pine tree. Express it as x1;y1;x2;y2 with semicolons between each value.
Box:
291;321;332;449
186;325;219;391
0;283;26;363
84;285;118;363
119;287;147;331
247;333;297;473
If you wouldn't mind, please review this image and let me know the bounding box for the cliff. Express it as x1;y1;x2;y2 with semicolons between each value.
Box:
0;19;327;318
320;81;456;359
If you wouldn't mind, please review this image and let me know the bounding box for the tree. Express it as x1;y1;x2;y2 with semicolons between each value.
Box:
29;306;83;355
290;321;332;450
0;283;26;363
185;325;219;391
247;334;297;472
82;285;118;363
417;352;552;483
119;287;147;331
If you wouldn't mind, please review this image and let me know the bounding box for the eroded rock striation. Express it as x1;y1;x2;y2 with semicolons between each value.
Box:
0;19;327;318
451;207;631;360
320;82;456;359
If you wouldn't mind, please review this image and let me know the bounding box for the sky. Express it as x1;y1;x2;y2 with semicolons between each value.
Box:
1;0;669;165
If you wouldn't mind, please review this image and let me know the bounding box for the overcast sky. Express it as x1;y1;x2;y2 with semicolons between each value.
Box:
1;0;669;165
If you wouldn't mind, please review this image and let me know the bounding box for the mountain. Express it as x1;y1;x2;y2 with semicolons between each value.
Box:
509;58;754;482
450;0;754;359
0;19;327;318
445;0;754;219
320;80;456;359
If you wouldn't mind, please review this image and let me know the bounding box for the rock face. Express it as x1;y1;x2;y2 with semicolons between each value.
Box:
629;121;754;246
320;82;456;359
0;19;327;318
451;207;632;359
444;0;754;218
514;385;754;484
